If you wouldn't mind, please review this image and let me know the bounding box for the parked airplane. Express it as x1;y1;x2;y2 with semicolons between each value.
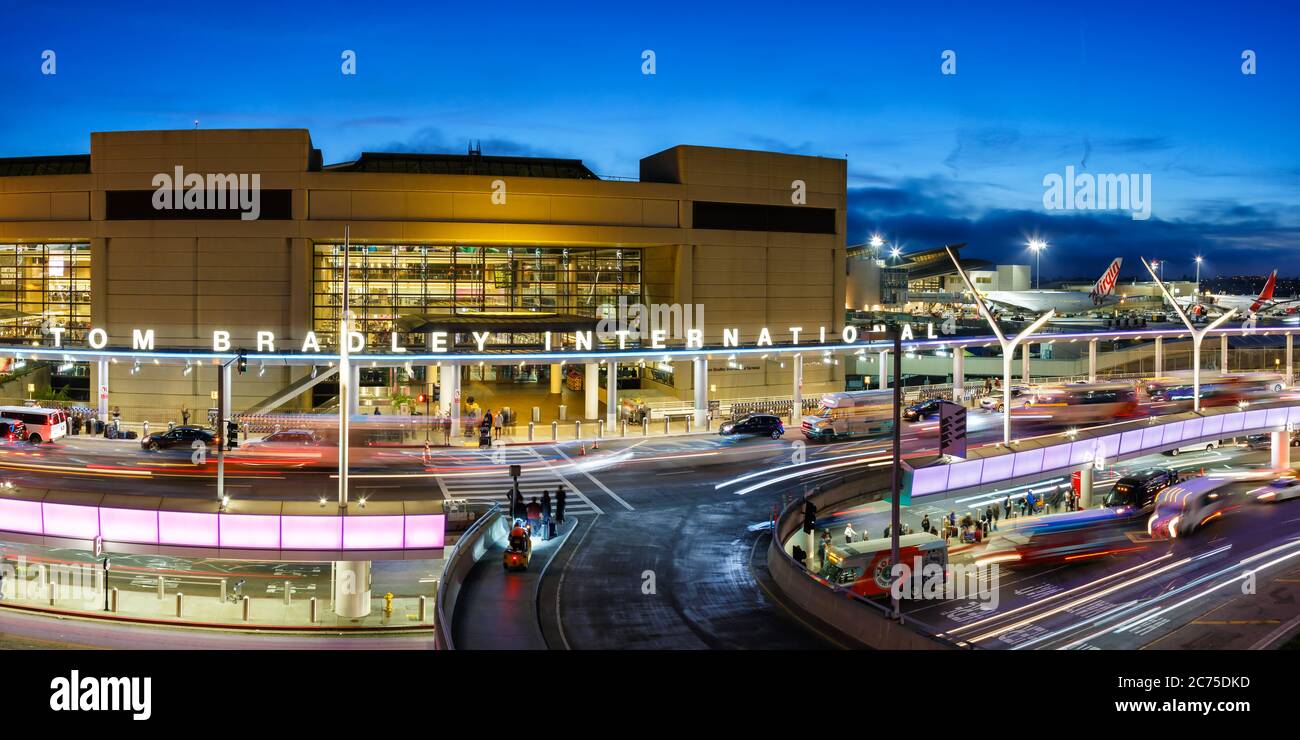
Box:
1176;270;1299;319
982;258;1123;314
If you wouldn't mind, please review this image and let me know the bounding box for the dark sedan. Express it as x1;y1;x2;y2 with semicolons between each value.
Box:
141;425;217;451
902;398;944;422
719;413;784;439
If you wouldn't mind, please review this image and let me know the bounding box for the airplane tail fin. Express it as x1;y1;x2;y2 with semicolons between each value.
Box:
1089;258;1122;305
1249;270;1277;314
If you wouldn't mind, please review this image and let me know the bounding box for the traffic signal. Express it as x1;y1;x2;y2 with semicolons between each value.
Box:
802;499;817;534
937;400;968;458
236;350;248;374
417;393;427;403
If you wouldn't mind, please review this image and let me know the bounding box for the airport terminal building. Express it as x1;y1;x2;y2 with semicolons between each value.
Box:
0;129;849;420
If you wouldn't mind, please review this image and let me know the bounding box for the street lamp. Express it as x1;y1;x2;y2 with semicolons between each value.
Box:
889;246;901;264
1027;238;1047;289
869;233;884;257
1195;255;1203;296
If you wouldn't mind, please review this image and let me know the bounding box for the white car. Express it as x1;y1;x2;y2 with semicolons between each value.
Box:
1161;439;1221;457
979;396;1003;412
1252;475;1300;503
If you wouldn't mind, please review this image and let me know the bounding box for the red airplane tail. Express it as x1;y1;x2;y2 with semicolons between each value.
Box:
1249;270;1277;314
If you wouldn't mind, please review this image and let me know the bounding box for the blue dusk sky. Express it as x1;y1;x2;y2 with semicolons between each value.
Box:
2;0;1297;279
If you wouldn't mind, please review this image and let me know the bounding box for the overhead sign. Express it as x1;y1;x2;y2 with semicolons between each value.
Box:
937;401;967;458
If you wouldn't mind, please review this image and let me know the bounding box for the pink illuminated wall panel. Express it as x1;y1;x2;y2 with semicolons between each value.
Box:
403;515;446;549
41;502;100;539
342;516;405;550
0;498;44;534
99;507;159;544
218;514;281;549
280;516;343;550
158;511;219;547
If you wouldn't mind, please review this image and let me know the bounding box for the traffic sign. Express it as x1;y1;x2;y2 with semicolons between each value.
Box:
937;401;967;458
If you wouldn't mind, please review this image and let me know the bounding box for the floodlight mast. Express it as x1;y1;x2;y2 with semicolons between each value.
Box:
945;246;1055;445
1140;256;1235;412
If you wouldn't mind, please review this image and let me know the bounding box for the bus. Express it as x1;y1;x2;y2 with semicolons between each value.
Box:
0;406;68;443
801;390;894;442
820;532;948;598
1012;382;1139;424
1143;373;1285;408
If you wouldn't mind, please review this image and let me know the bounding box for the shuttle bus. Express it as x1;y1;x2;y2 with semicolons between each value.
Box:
801;390;894;442
1013;382;1140;424
820;532;948;598
0;406;68;443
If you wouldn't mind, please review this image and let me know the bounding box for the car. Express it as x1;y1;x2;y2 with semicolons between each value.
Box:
1161;439;1221;456
902;398;944;421
1147;478;1242;539
141;425;217;451
979;396;1003;412
245;429;329;447
1251;475;1300;503
719;413;784;439
1104;468;1180;513
0;419;28;443
1245;432;1300;451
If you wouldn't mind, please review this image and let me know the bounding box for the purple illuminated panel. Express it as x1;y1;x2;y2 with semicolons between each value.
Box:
1244;409;1267;430
219;514;281;549
41;502;99;539
343;516;405;550
99;508;158;544
403;515;447;549
1141;426;1164;449
281;516;343;550
947;460;984;489
1119;430;1143;455
0;498;43;534
1221;412;1244;434
1012;449;1044;478
1289;407;1300;426
1267;408;1289;429
1098;434;1121;460
1161;421;1185;446
1192;417;1213;438
980;455;1014;484
909;466;950;497
159;511;219;547
1042;443;1072;471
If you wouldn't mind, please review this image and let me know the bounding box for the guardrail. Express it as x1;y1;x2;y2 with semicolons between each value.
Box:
434;503;508;650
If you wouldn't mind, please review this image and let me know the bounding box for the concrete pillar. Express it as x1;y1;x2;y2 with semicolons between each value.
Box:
439;364;460;439
220;362;233;419
1088;340;1097;383
606;361;619;427
1020;343;1031;384
1272;430;1291;470
692;357;708;427
878;351;888;390
347;365;361;415
1079;465;1094;509
1288;334;1294;386
952;349;964;403
792;354;803;427
1220;333;1229;371
549;363;563;395
1154;336;1163;377
332;560;371;618
96;358;109;420
584;363;599;420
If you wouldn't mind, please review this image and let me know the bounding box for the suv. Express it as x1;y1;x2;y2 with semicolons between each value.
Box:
0;419;27;443
719;413;784;439
1104;468;1180;512
141;425;217;451
247;429;328;447
902;398;944;421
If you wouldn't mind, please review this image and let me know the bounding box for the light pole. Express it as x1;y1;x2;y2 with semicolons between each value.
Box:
338;225;352;509
889;246;901;265
946;246;1054;445
1142;256;1235;412
1027;239;1047;290
1195;255;1203;297
869;233;884;259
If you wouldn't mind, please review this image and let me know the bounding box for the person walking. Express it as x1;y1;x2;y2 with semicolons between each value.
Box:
180;406;190;426
541;491;553;538
555;487;566;524
818;530;832;569
844;522;857;544
1003;495;1012;520
526;496;542;532
920;513;931;534
493;409;503;440
991;503;1000;531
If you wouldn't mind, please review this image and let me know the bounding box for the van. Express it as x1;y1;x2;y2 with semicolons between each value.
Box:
0;406;67;443
1104;468;1180;513
1147;477;1241;539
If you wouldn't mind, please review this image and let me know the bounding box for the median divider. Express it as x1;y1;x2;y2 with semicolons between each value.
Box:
433;503;509;650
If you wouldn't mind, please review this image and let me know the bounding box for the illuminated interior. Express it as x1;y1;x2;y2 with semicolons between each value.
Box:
0;243;91;341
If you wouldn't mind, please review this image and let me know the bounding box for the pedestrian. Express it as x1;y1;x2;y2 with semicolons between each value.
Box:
920;514;931;533
818;530;832;569
423;440;431;465
991;503;1000;530
541;491;553;538
555;486;566;524
844;521;856;543
181;406;190;426
493;410;503;440
373;406;381;415
1003;495;1012;520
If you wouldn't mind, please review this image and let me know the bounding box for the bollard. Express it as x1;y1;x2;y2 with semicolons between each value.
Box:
597;419;604;438
664;416;670;435
220;578;227;603
531;406;540;423
142;420;150;438
558;404;567;421
176;592;184;618
706;415;711;431
157;574;165;599
48;567;57;605
242;595;251;622
310;597;318;624
528;421;535;441
621;420;627;437
551;420;558;441
419;595;428;623
575;420;582;439
283;580;292;606
686;417;692;434
642;417;649;436
110;587;119;613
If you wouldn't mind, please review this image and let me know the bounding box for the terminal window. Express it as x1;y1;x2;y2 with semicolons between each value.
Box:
0;243;90;341
312;244;642;346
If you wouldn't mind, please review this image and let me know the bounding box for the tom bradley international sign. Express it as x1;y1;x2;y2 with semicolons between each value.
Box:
35;321;947;356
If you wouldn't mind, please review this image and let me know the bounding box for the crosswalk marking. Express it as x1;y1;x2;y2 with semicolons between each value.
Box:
435;446;602;516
